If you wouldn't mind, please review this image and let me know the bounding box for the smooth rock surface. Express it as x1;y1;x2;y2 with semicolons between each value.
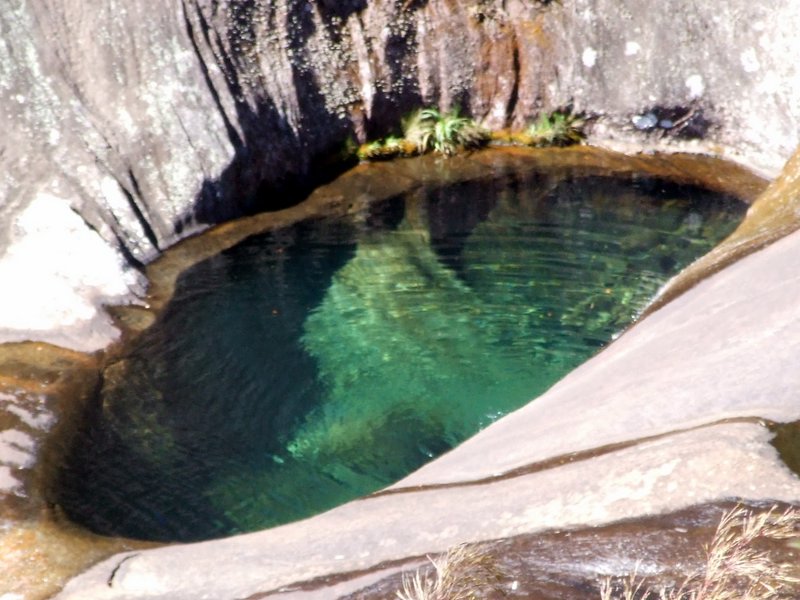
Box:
340;502;797;600
54;422;800;600
0;196;145;351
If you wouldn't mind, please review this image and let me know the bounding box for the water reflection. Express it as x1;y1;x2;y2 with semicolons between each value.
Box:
55;172;744;541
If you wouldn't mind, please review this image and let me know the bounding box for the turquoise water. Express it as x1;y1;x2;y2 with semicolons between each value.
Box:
55;172;744;541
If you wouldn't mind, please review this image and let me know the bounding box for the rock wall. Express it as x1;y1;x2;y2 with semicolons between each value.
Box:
1;0;800;350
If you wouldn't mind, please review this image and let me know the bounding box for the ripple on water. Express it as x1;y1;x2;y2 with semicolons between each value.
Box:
54;171;746;541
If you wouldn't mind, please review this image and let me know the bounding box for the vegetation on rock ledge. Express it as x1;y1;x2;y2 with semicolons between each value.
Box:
525;110;586;147
357;107;586;161
402;109;491;156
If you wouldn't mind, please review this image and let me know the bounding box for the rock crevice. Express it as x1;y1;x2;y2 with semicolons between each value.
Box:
2;0;800;349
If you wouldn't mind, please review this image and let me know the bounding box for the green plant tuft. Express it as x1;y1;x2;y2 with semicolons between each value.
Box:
357;136;417;161
403;108;490;156
526;110;585;147
358;106;586;162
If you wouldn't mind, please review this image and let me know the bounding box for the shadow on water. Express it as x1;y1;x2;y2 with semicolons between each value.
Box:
54;170;746;542
56;220;360;540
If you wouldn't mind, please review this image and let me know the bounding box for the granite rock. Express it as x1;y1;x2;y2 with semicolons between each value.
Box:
2;0;800;349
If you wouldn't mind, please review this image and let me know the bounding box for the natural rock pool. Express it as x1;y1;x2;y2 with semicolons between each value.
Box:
53;168;745;542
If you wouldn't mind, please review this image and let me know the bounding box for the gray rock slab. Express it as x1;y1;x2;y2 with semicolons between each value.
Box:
55;421;800;600
393;226;800;489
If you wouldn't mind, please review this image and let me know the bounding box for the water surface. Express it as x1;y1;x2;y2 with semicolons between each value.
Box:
56;170;745;541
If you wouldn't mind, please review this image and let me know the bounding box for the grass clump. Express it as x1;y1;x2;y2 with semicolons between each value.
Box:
357;108;490;162
403;108;490;156
394;506;800;600
396;543;505;600
356;136;416;161
600;505;800;600
525;110;585;147
356;107;586;162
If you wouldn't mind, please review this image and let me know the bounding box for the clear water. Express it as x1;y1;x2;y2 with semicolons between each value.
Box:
55;172;745;541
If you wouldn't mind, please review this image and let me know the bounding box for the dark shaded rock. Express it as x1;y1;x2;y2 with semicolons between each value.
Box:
1;0;800;349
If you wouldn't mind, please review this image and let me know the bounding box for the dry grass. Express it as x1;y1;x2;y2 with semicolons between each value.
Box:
600;505;800;600
395;543;505;600
394;506;799;600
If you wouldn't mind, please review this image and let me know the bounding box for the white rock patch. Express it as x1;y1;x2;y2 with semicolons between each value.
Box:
582;47;598;68
740;47;761;73
0;430;35;469
0;193;143;351
685;74;705;98
624;41;641;56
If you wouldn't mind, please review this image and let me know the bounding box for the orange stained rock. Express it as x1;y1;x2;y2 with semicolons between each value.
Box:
0;517;151;600
649;144;800;314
